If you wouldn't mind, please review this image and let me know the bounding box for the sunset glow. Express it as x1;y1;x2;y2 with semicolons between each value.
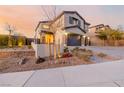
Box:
0;5;124;37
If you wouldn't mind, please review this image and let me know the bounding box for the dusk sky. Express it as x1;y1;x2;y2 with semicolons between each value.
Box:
0;5;124;37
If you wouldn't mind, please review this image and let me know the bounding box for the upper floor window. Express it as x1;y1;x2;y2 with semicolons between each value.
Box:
69;16;81;26
85;24;88;31
42;24;49;29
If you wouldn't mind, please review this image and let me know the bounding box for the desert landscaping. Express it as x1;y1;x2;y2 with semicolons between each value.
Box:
0;46;119;74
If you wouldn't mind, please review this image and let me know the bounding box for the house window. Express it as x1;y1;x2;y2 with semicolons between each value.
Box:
40;32;53;44
42;24;49;29
69;16;81;26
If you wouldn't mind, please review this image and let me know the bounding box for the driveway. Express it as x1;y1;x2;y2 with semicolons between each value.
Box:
83;46;124;59
0;59;124;87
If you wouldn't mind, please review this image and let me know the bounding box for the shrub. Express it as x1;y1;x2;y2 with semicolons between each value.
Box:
18;36;25;47
97;52;107;57
0;35;8;46
63;47;69;53
12;38;17;47
85;50;93;56
78;54;90;61
71;47;93;61
61;52;73;58
79;48;86;52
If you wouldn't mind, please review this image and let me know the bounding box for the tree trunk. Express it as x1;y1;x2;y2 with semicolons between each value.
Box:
57;39;60;57
53;34;57;62
8;32;12;47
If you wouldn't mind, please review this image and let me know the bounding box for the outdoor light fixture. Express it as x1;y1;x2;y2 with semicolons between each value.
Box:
58;55;61;58
83;35;86;38
64;44;67;47
65;32;68;35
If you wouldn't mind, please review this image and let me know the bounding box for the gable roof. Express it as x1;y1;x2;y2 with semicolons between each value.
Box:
35;20;51;31
89;24;110;29
35;11;90;31
51;11;90;25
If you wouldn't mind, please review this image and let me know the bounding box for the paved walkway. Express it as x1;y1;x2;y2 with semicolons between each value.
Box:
0;59;124;87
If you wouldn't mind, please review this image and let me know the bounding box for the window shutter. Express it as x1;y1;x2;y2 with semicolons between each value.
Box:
69;16;73;24
78;20;81;27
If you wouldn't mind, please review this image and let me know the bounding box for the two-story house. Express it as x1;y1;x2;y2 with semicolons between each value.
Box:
87;24;110;46
32;11;90;58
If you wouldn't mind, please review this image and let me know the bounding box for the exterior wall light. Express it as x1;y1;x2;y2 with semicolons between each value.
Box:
83;35;86;38
65;32;68;35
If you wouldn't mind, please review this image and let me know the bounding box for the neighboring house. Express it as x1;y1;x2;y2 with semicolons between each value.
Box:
87;24;110;46
32;11;90;58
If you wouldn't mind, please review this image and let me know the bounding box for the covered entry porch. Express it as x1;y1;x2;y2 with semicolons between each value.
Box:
63;26;91;47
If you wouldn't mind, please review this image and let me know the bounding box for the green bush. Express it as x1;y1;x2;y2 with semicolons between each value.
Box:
0;35;8;46
73;47;79;51
12;38;17;47
0;46;8;49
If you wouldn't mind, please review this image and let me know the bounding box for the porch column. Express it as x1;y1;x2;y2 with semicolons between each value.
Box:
82;35;86;46
64;32;68;46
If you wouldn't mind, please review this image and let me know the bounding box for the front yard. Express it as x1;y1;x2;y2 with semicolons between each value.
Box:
0;47;119;73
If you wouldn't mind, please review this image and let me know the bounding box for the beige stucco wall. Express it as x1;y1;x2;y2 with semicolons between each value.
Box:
87;28;104;46
33;12;91;58
32;42;54;58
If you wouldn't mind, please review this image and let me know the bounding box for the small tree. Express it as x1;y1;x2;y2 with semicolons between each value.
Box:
5;23;16;47
12;38;17;47
97;30;107;46
97;28;124;46
111;29;123;46
40;6;63;61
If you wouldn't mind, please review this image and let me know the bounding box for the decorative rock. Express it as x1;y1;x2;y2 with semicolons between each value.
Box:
36;57;45;64
18;58;27;65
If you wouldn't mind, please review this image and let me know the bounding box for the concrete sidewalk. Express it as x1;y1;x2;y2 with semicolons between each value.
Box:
0;60;124;87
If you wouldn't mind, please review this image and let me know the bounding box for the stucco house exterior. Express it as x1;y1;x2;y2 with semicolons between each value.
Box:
32;11;90;58
87;24;110;46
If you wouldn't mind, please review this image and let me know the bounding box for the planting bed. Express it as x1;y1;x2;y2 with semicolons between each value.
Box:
0;48;118;73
